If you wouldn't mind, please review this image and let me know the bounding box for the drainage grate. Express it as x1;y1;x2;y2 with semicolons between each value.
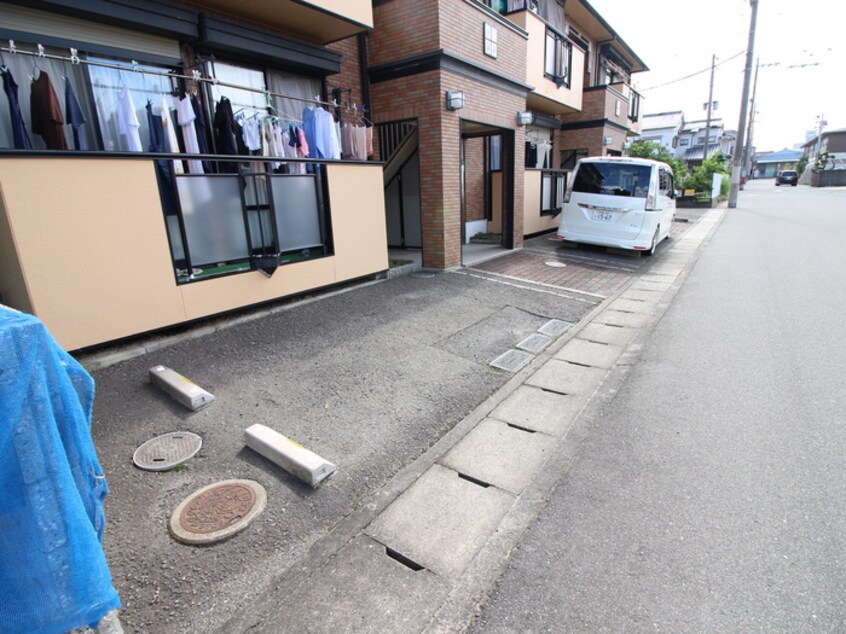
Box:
169;479;266;545
537;319;571;338
516;333;553;354
490;349;534;373
133;431;202;471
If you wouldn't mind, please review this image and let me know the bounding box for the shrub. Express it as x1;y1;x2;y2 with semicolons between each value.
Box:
683;151;729;195
627;140;689;187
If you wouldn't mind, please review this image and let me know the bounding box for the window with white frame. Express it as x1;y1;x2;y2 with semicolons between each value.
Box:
484;23;498;58
544;28;571;87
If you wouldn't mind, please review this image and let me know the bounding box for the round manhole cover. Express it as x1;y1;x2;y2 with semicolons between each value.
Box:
544;261;567;268
169;479;266;545
133;431;202;471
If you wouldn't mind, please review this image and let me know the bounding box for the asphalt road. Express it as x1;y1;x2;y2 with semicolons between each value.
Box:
470;181;846;632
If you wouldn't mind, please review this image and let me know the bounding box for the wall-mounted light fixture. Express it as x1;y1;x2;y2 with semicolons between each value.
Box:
516;111;533;126
445;91;465;111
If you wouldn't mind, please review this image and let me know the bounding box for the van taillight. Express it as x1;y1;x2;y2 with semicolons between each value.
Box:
646;191;656;210
563;176;575;204
645;170;658;210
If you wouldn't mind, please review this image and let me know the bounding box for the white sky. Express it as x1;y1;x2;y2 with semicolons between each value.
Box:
588;0;844;152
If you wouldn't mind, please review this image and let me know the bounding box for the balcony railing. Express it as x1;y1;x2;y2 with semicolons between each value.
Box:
167;157;331;283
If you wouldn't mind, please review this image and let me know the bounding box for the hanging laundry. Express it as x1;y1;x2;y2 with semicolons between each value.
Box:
332;119;342;160
271;121;285;170
365;125;373;158
30;71;68;150
538;140;552;169
281;127;301;174
302;107;340;160
177;94;204;174
116;84;142;152
341;123;353;159
160;94;184;174
260;118;280;169
354;125;368;160
525;141;538;168
64;77;87;151
240;116;261;152
145;101;178;216
212;97;238;155
190;94;211;172
2;67;32;149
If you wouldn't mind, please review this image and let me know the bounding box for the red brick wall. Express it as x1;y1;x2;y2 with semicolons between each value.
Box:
327;36;365;112
561;86;633;131
556;124;627;160
370;0;441;66
439;0;527;83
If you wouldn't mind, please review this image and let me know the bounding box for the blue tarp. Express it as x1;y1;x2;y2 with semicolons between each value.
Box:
0;306;120;634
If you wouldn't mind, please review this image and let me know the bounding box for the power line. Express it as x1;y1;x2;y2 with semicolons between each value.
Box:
640;50;745;92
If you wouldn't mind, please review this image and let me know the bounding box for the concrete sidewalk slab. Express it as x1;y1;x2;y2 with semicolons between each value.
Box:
439;418;557;495
578;323;640;347
244;535;447;634
596;309;651;328
555;339;623;369
489;386;584;437
608;297;657;315
620;289;664;302
630;279;673;293
365;464;514;578
527;360;607;395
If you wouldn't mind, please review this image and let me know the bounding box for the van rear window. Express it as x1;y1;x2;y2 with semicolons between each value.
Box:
572;163;652;198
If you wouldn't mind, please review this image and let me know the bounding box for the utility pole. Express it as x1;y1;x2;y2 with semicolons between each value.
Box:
703;54;716;165
741;58;760;186
728;0;759;208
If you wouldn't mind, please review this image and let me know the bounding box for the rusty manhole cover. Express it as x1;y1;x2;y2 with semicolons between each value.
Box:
169;479;267;545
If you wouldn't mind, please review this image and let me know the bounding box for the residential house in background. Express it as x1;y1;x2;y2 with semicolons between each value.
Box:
751;148;803;179
800;128;846;186
676;118;735;168
635;111;685;154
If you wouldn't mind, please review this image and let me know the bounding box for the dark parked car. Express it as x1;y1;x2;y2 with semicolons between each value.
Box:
775;170;798;186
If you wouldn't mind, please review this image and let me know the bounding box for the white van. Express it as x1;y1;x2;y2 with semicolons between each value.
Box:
556;156;676;255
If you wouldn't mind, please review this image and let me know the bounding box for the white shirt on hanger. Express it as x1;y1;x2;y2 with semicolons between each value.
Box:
242;117;261;152
160;95;183;174
177;95;204;174
117;85;142;152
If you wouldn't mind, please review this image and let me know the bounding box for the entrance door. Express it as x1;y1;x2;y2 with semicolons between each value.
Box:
460;121;514;266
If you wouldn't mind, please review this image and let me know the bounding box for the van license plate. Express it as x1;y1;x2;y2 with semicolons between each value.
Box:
591;211;614;222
